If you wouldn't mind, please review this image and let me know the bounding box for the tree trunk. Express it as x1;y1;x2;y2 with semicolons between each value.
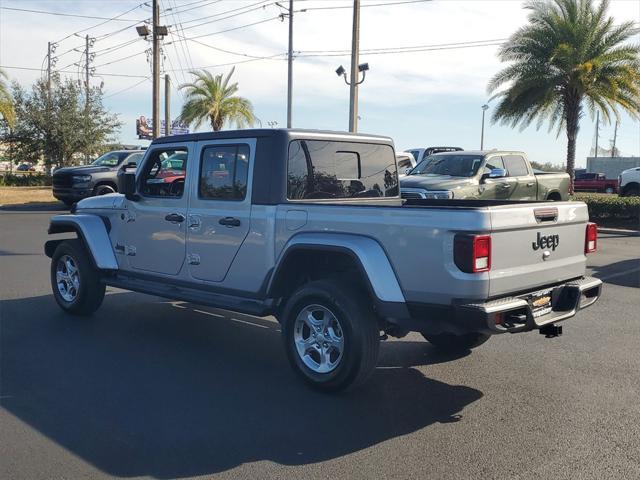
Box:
564;91;582;195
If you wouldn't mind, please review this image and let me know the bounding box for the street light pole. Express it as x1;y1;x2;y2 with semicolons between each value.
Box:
286;0;293;128
348;0;361;133
480;104;489;150
152;0;160;139
165;74;170;137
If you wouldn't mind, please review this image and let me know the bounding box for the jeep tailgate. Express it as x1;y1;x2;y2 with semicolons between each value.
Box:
488;202;589;297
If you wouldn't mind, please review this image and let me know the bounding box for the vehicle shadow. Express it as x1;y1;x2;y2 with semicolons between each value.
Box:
1;292;482;479
591;258;640;288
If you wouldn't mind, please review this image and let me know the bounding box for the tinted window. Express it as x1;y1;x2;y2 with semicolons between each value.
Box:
139;148;188;197
410;154;484;177
408;150;420;161
287;140;398;200
503;155;529;177
397;156;413;169
484;156;505;172
92;151;129;167
199;144;249;201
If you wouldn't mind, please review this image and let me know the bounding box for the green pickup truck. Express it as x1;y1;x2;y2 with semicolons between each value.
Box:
400;150;569;201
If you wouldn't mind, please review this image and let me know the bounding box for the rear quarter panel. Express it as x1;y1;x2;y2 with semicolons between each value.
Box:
535;173;570;200
275;202;493;305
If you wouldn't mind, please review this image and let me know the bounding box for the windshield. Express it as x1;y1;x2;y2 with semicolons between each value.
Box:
409;154;484;177
92;151;131;167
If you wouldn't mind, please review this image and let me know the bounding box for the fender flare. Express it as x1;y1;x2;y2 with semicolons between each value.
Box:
268;232;405;304
46;214;118;270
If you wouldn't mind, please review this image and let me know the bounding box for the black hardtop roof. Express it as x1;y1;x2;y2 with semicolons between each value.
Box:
151;128;393;145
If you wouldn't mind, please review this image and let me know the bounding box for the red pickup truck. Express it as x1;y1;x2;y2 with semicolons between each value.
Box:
574;173;618;194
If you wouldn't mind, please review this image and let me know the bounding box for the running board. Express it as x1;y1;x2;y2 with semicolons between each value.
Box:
103;274;276;317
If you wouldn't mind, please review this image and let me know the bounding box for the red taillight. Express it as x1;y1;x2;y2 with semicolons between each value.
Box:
585;223;597;254
454;234;492;273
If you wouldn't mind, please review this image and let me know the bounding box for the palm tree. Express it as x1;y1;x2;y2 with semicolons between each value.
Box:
488;0;640;191
0;68;15;128
178;67;256;131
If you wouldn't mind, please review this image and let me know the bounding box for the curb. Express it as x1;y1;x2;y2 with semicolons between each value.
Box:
597;227;640;236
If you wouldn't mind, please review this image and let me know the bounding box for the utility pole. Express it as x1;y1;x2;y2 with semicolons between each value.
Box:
594;110;599;158
85;35;91;163
165;74;170;137
480;104;489;150
611;120;618;158
348;0;360;133
286;0;293;128
152;0;161;139
47;42;52;99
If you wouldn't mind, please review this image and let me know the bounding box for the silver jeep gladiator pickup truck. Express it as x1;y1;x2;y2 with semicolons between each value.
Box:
46;129;602;391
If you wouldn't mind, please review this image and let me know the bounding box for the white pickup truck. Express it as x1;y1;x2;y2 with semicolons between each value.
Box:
45;129;602;391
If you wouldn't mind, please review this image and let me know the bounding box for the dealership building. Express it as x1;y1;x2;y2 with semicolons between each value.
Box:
586;156;640;179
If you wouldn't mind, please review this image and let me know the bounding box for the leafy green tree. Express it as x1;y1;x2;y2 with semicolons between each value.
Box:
9;76;121;169
178;67;257;131
488;0;640;191
0;68;15;128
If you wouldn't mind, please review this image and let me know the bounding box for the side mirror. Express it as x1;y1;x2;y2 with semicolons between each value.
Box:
117;168;138;201
483;168;507;181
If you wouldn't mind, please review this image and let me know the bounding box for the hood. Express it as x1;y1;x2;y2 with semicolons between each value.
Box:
53;165;112;176
76;193;125;210
400;174;475;190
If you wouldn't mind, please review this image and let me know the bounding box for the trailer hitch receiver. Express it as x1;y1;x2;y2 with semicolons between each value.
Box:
539;323;562;338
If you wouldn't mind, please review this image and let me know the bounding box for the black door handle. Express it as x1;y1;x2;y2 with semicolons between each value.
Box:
165;213;185;223
219;217;241;227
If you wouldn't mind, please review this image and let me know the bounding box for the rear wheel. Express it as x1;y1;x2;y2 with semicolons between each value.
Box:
622;184;640;197
282;279;380;392
94;184;116;196
51;239;105;315
422;332;490;353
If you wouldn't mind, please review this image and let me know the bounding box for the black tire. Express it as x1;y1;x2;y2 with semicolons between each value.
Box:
605;187;614;194
62;199;75;207
622;184;640;197
281;279;380;392
546;193;562;201
94;184;116;196
50;239;105;316
422;332;491;353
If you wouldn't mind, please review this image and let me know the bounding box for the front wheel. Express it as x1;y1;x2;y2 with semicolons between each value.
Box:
422;332;490;353
282;279;380;392
605;187;615;194
51;239;105;315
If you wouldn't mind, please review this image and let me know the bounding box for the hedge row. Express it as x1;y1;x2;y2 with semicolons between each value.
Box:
572;193;640;227
0;174;52;187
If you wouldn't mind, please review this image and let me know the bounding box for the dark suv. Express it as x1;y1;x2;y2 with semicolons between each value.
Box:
52;150;145;206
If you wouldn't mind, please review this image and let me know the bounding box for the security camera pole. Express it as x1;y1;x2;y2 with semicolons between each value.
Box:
348;0;360;133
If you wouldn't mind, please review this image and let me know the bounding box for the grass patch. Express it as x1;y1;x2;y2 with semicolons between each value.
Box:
0;186;58;206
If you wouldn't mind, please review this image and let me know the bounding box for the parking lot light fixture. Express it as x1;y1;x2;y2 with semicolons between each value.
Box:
481;104;489;150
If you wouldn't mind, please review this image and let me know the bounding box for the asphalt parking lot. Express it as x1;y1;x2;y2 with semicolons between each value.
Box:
1;208;639;480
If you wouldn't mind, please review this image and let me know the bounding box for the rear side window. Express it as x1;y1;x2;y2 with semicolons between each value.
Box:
287;140;398;200
397;156;413;169
199;144;250;201
503;155;529;177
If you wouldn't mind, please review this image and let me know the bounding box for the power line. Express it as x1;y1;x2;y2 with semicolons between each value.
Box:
104;77;150;99
93;39;143;57
178;0;273;27
297;39;506;57
0;6;141;21
302;0;431;10
56;3;150;43
163;54;285;73
92;50;150;69
301;38;508;55
166;0;223;16
176;15;281;41
168;30;284;60
0;64;149;79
